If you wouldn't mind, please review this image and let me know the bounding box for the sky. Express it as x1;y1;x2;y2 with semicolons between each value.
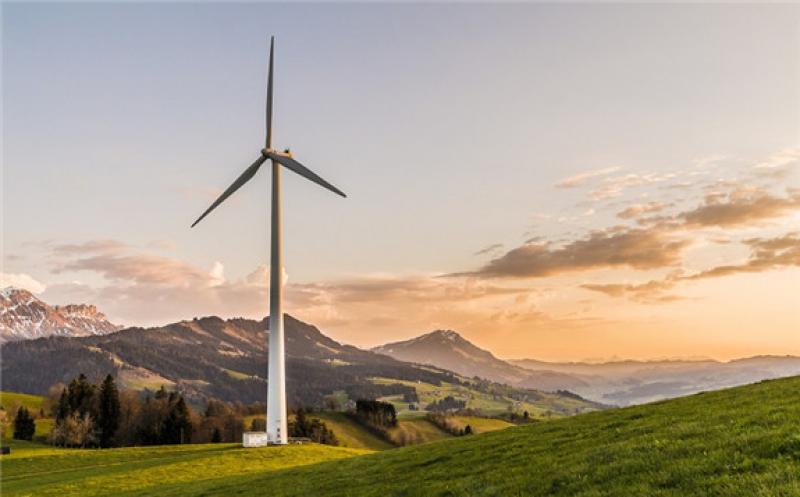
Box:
2;3;799;361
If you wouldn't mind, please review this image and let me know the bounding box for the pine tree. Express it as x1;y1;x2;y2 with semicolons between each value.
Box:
98;374;121;448
163;396;192;444
55;388;70;421
13;406;36;441
67;374;96;418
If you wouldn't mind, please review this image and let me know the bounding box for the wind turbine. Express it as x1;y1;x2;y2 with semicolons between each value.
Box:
191;37;346;445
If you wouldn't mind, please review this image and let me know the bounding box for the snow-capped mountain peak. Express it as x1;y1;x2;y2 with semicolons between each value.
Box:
0;287;121;343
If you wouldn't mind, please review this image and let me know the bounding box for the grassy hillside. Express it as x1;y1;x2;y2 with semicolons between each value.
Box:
308;412;394;451
448;415;514;434
1;391;51;441
385;418;451;445
0;391;45;412
3;377;798;496
373;377;594;419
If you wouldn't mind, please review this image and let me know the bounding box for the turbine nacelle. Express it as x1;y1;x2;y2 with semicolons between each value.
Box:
260;148;293;159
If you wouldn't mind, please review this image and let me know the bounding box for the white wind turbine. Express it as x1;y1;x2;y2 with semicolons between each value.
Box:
191;37;346;445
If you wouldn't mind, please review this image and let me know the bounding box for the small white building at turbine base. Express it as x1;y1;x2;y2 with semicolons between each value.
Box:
242;431;270;448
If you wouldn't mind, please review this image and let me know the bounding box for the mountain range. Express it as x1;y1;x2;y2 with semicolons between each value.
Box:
0;287;120;343
373;330;800;406
3;288;798;408
0;308;601;416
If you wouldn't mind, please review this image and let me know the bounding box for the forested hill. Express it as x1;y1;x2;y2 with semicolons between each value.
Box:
0;315;454;405
0;315;600;414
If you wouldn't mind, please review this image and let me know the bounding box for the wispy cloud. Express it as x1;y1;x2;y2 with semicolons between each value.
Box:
617;201;670;220
589;172;676;201
474;243;504;256
555;166;621;189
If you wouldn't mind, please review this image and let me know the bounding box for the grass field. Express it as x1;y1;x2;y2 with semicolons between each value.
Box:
0;441;369;496
0;392;45;412
0;392;51;441
3;377;799;496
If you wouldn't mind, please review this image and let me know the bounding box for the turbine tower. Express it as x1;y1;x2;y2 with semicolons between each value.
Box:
191;37;346;445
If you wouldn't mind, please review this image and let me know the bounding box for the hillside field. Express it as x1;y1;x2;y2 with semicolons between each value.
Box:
372;377;592;419
2;376;799;496
0;392;45;412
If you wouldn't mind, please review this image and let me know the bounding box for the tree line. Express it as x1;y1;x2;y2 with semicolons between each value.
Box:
4;373;343;448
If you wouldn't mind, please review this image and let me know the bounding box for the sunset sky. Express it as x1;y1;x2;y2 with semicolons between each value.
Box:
3;3;798;361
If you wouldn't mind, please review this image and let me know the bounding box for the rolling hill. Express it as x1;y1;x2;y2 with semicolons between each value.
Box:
2;376;798;496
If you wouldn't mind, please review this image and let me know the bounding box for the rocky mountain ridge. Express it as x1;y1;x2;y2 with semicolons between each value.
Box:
0;287;120;343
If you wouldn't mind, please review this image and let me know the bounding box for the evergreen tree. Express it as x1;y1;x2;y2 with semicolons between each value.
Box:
464;424;473;435
13;406;36;441
55;388;70;421
211;427;222;443
163;396;192;444
98;374;121;448
67;374;96;418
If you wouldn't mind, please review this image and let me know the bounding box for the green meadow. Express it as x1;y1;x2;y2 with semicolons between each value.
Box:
2;376;799;496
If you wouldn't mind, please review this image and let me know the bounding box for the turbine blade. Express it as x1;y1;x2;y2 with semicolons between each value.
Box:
267;152;347;198
266;36;274;149
191;155;268;228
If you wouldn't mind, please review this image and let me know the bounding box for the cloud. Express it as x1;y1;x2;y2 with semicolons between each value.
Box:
209;261;225;286
582;232;800;303
580;279;683;304
55;253;214;287
679;189;800;228
555;166;621;188
0;273;47;294
683;232;800;280
40;238;540;333
291;275;529;306
474;243;504;256
617;202;669;220
51;239;130;256
458;227;689;279
589;172;675;201
753;148;800;175
456;162;800;289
